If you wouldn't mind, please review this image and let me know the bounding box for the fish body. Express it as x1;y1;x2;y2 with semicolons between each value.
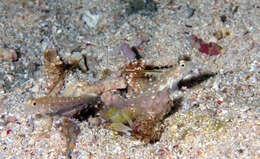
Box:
25;94;97;116
126;60;195;104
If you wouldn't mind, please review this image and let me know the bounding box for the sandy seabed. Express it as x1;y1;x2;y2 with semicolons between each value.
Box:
0;0;259;158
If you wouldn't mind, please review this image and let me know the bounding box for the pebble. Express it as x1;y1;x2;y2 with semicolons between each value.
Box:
0;48;18;62
185;5;195;18
119;42;137;60
4;74;15;82
82;10;99;28
248;76;257;84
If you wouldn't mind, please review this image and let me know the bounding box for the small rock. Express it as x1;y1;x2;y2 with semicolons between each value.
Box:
82;10;99;28
185;5;195;18
248;76;257;84
0;48;18;62
119;42;137;60
4;74;15;82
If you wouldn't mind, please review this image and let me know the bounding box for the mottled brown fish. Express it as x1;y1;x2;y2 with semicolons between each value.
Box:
25;94;97;116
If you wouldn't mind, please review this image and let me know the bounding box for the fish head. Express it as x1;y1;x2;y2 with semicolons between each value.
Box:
176;60;195;79
24;99;38;113
24;97;48;114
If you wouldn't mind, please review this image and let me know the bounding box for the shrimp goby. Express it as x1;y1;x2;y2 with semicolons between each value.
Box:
125;60;197;104
24;93;98;116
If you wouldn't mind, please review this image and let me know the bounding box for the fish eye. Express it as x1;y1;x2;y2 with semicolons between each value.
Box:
32;102;36;106
179;60;186;67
